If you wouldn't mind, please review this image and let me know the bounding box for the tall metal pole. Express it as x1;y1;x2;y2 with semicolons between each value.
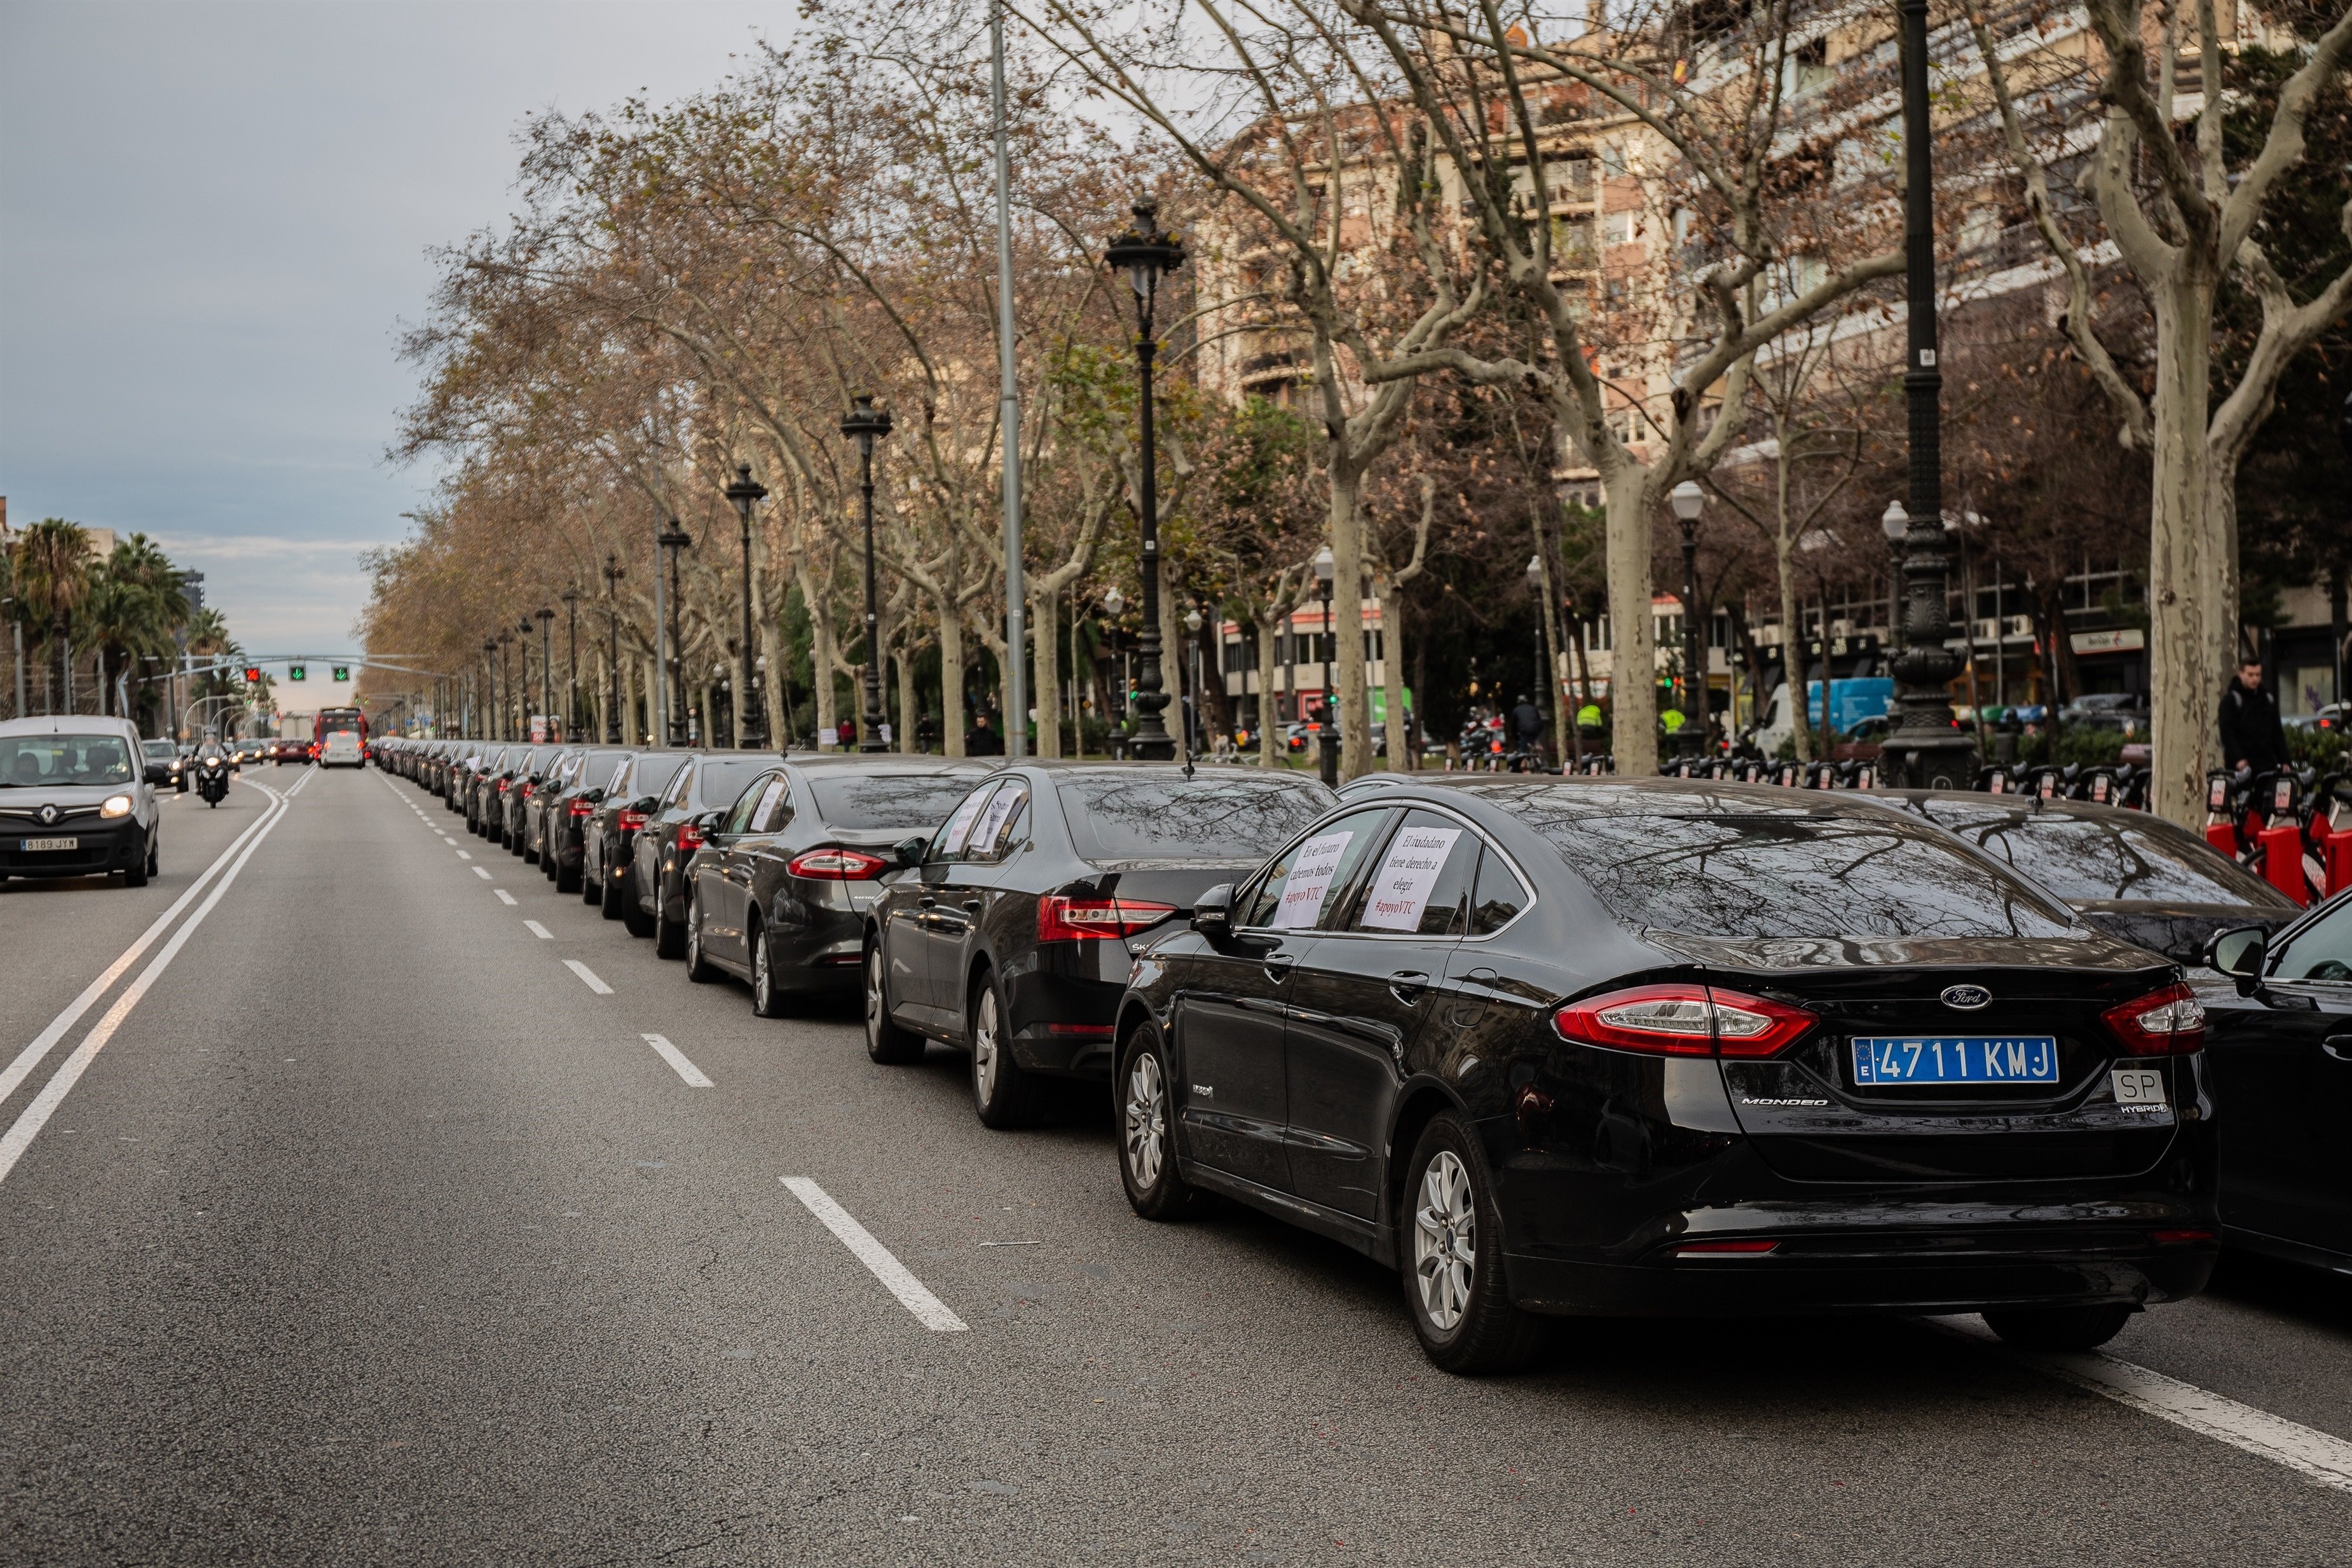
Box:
562;587;580;742
1318;574;1337;787
725;464;769;749
859;437;888;753
1680;520;1704;756
994;0;1028;758
1884;0;1977;789
535;607;554;740
604;554;624;744
660;522;689;746
651;519;669;749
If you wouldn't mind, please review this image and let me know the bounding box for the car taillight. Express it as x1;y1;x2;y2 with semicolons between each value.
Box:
569;800;594;817
1036;894;1179;943
1552;983;1815;1060
676;823;704;854
618;810;647;833
2103;983;2206;1055
787;847;892;880
497;779;510;793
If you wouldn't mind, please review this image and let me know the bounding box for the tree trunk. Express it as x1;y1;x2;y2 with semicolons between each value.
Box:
2147;282;2217;826
1158;566;1187;764
1031;586;1061;760
1376;581;1411;772
896;635;919;754
1603;471;1658;774
937;596;967;758
1329;465;1371;779
1257;618;1285;768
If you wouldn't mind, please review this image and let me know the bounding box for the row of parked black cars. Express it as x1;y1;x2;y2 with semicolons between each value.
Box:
374;735;2351;1374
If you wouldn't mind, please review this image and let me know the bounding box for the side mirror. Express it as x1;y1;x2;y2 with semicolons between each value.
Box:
1192;882;1234;939
895;835;929;868
2204;925;2267;993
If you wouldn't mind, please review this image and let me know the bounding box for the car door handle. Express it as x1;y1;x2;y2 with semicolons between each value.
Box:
2323;1035;2352;1061
1262;957;1294;985
917;896;937;908
1388;970;1431;1005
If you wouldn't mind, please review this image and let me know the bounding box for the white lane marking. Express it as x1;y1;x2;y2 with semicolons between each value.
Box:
494;889;518;906
472;866;492;880
564;959;613;995
456;850;472;860
524;920;552;939
639;1033;713;1087
0;782;285;1108
781;1177;967;1332
0;782;292;1187
1936;1317;2352;1494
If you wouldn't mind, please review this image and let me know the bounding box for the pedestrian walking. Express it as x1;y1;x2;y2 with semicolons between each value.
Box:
2219;656;2290;774
966;711;1004;756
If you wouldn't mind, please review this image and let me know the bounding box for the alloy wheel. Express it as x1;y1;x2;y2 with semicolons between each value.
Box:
865;948;887;1040
1412;1150;1477;1332
753;934;773;1012
1123;1050;1166;1190
972;988;1000;1105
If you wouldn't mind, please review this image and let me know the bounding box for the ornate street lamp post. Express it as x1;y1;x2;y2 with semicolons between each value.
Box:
1524;554;1547;762
602;554;624;743
841;395;894;754
1883;0;1978;787
1669;481;1706;758
1313;545;1338;787
561;586;580;741
724;462;769;749
535;606;554;740
1183;604;1205;758
498;631;516;742
481;639;497;739
657;519;691;746
1105;198;1186;761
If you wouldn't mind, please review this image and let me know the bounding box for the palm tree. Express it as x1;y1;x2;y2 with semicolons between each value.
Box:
81;536;189;721
10;519;93;713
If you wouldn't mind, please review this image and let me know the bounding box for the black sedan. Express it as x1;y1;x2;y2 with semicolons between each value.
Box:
626;751;784;955
1871;790;2298;965
1111;778;2217;1372
863;763;1339;1128
584;751;692;919
2199;892;2352;1272
542;747;634;893
680;757;995;1014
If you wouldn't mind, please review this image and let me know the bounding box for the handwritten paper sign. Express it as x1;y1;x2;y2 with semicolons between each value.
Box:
1360;826;1463;931
971;785;1025;853
940;789;990;856
1271;830;1354;929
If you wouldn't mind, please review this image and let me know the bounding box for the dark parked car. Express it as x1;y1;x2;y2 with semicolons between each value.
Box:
542;747;634;893
2199;893;2352;1272
1111;778;2217;1372
680;756;995;1014
583;751;694;919
627;752;786;954
864;763;1340;1127
500;745;567;858
1871;791;2300;965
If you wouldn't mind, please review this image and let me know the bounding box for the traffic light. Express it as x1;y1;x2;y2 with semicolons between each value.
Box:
332;665;350;683
288;664;306;681
243;666;261;685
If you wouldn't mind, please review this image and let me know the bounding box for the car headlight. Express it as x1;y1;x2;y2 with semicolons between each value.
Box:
100;794;135;819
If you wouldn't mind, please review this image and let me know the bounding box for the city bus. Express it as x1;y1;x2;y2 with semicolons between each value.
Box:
313;706;369;767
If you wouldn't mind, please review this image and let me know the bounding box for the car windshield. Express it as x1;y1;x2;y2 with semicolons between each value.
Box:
1;734;136;787
693;757;776;808
809;774;986;830
1056;772;1339;861
1501;787;2077;939
142;741;175;759
1906;801;2281;907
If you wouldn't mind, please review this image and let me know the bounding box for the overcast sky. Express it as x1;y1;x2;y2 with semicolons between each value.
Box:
1;0;788;682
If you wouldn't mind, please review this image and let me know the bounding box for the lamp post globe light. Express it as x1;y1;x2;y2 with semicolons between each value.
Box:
657;519;692;746
1105;197;1186;761
602;554;625;743
1313;545;1338;787
535;606;555;740
724;462;770;749
560;587;580;742
840;395;894;754
1880;501;1910;655
1668;480;1706;760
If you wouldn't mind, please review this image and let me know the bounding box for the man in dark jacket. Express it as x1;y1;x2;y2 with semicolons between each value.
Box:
2219;657;2290;774
966;711;1005;756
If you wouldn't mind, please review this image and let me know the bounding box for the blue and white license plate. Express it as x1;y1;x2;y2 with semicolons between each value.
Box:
1851;1035;2059;1085
20;837;77;852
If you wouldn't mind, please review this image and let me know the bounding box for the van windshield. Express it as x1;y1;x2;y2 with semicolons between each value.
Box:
1;735;136;787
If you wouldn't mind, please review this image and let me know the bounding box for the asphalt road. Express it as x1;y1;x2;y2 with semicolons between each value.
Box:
3;764;2348;1566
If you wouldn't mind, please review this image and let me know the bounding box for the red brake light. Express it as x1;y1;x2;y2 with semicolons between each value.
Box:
569;799;594;817
787;848;892;880
1036;894;1178;943
2102;982;2206;1055
1552;983;1815;1059
618;810;647;833
676;822;704;854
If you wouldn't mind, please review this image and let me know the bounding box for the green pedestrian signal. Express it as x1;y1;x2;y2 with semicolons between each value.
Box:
288;664;306;681
332;665;350;682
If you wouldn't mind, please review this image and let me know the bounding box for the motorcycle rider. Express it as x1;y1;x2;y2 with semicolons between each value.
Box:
194;739;231;806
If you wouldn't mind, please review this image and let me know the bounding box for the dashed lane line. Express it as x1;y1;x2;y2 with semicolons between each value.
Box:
564;959;613;995
524;920;552;939
639;1033;713;1088
472;866;492;880
782;1178;967;1332
495;889;519;906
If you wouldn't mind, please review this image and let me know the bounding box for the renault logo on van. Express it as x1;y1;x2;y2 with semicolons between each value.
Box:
1941;985;1992;1010
38;804;59;826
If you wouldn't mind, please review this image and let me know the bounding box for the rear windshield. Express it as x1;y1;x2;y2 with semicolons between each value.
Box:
810;774;989;830
1508;794;2078;939
693;757;775;808
1911;803;2282;908
142;741;175;758
1;734;135;787
627;755;687;797
1056;772;1339;861
577;749;630;784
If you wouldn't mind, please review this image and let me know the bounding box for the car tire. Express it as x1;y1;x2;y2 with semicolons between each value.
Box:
605;869;633;922
967;971;1034;1129
621;880;653;936
124;856;149;889
146;839;159;878
683;888;717;981
652;889;685;958
864;941;924;1064
1117;1021;1207;1220
556;856;582;895
1982;1304;2134;1352
749;919;791;1018
1399;1112;1544;1375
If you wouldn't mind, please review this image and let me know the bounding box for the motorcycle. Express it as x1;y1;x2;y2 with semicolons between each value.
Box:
196;754;229;808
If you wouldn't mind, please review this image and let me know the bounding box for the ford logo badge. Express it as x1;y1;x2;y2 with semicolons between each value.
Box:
1941;984;1992;1010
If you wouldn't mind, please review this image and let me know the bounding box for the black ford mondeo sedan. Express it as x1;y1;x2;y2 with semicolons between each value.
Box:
1112;779;2218;1373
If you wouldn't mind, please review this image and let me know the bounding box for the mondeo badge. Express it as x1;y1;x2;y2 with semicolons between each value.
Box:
1941;984;1992;1010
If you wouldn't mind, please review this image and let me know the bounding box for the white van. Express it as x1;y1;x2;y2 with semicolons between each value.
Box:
320;729;363;768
